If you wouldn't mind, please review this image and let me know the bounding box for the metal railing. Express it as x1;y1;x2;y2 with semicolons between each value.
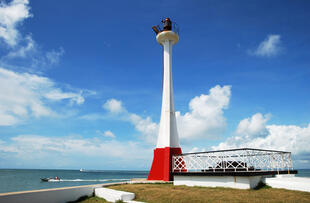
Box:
172;148;293;173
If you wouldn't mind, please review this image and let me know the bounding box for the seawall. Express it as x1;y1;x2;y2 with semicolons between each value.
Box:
0;182;126;203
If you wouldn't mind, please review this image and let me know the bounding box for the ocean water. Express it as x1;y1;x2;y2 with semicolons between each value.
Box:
0;169;309;194
296;169;310;178
0;169;148;193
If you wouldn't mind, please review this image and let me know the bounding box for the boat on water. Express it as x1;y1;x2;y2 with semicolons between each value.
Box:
41;177;61;182
80;168;84;172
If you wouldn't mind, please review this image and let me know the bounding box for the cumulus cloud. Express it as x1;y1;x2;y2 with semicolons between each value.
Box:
103;130;115;138
176;85;231;140
129;113;159;144
0;0;32;47
0;67;87;126
96;130;116;138
103;99;125;114
235;113;271;139
0;134;151;168
101;98;158;144
250;34;282;57
101;85;231;144
213;113;310;156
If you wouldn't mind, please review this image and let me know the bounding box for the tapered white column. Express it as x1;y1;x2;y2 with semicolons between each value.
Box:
148;29;182;181
156;31;180;148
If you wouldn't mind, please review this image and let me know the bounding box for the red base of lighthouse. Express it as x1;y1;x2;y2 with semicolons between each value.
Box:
147;147;182;181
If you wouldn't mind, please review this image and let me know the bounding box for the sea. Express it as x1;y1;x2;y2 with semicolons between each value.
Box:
0;169;309;194
0;169;148;194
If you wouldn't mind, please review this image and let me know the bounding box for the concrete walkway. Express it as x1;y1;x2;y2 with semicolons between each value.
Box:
265;175;310;192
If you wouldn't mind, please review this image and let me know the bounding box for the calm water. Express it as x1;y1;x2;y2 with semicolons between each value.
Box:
0;169;148;193
0;169;309;193
296;169;310;178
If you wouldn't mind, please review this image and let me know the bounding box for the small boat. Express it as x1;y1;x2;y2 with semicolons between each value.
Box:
80;168;84;172
40;178;50;182
40;177;61;182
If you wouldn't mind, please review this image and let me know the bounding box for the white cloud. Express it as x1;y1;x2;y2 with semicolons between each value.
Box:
250;34;282;57
96;130;116;138
4;44;65;70
0;0;32;46
213;113;310;156
102;85;231;144
102;98;159;144
6;34;35;57
129;113;159;144
187;147;207;153
45;47;65;65
0;1;65;70
0;67;86;126
79;113;105;121
0;112;18;126
0;134;151;168
235;113;270;139
103;99;125;114
44;89;84;105
176;85;231;140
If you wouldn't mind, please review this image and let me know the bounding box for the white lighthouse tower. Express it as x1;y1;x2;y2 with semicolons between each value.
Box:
148;18;183;181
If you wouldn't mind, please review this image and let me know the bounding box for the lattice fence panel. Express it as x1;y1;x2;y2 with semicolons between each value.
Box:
173;148;293;173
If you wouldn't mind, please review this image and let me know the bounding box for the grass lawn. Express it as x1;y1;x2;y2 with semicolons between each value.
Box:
69;196;108;203
76;183;310;203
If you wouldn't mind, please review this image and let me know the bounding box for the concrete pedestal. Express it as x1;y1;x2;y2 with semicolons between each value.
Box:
174;175;264;189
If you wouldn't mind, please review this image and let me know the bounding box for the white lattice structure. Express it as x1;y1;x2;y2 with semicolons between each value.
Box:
173;148;294;173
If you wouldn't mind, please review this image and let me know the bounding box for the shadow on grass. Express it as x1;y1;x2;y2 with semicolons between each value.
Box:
254;181;271;190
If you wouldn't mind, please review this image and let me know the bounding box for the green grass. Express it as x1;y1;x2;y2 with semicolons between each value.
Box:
68;196;108;203
109;183;310;203
72;183;310;203
70;196;125;203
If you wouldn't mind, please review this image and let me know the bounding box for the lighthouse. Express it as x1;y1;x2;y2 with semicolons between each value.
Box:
148;18;183;181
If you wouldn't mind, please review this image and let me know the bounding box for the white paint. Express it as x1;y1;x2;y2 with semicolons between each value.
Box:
275;174;296;178
129;179;173;184
0;184;106;203
95;188;135;202
156;31;179;45
265;176;310;192
156;31;180;148
173;175;263;189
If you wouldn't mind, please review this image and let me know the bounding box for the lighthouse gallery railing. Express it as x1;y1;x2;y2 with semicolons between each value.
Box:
172;148;293;173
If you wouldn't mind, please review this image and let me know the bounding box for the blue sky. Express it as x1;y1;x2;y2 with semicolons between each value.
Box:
0;0;309;170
